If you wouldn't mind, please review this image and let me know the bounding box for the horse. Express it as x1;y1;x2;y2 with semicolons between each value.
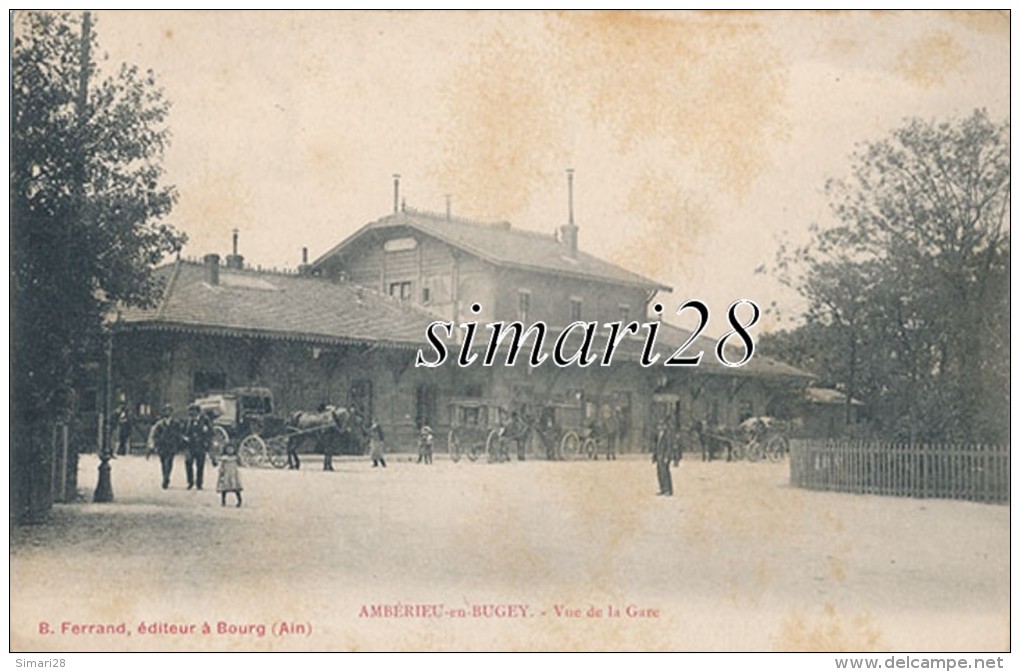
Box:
696;421;737;462
286;405;365;470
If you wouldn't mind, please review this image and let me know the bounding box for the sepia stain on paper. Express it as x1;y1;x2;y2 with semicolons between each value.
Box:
174;171;256;252
554;10;791;198
775;603;885;652
433;11;790;224
435;29;566;220
943;9;1010;39
613;174;717;281
893;31;965;89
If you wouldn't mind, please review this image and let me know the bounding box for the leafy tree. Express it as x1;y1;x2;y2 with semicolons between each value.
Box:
769;110;1009;443
11;11;185;517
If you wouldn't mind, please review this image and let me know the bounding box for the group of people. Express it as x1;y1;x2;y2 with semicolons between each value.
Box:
126;398;682;501
145;404;243;507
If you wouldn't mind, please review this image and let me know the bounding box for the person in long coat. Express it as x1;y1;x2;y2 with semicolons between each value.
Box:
182;404;214;490
369;419;387;468
147;405;181;490
111;403;132;456
652;419;680;496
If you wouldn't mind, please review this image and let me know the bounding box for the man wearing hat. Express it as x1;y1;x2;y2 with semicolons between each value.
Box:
652;418;680;496
182;403;214;490
147;405;182;489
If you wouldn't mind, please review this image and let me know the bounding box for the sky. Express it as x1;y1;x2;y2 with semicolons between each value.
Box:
75;10;1009;334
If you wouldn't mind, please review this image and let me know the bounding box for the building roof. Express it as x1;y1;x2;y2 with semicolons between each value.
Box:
312;207;671;291
545;321;814;379
114;259;812;380
652;323;815;379
114;260;438;349
452;320;814;380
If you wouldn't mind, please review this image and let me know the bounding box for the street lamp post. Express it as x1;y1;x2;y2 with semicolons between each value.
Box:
93;329;114;502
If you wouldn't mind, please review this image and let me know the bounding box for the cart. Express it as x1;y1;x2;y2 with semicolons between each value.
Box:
530;399;599;460
738;416;790;462
193;387;288;468
447;399;507;463
702;417;789;462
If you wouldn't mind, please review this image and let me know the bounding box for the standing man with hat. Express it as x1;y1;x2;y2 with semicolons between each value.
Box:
652;418;680;496
147;405;181;489
110;401;133;457
183;403;214;490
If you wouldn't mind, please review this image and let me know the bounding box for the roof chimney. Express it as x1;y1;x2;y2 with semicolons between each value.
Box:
560;168;579;257
445;194;451;221
225;228;244;269
298;246;311;275
393;174;401;214
203;253;220;285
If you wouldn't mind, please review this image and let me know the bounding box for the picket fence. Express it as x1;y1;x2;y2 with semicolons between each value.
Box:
789;439;1009;504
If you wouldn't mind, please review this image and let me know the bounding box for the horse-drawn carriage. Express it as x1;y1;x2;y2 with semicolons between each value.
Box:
447;398;505;462
194;387;286;467
193;387;363;469
526;399;614;460
698;416;790;462
445;394;617;463
528;401;586;459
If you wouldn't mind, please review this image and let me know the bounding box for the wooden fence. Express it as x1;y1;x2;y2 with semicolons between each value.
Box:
789;439;1009;504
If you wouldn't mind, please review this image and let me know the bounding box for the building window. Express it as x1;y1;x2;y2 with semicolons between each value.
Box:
459;383;483;398
79;388;98;413
389;281;412;301
518;290;531;323
618;304;630;323
193;371;226;396
415;384;437;428
349;379;374;420
738;400;754;423
709;400;720;427
569;297;582;321
422;286;431;304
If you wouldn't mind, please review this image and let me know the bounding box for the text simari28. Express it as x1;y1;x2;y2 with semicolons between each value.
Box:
415;299;760;369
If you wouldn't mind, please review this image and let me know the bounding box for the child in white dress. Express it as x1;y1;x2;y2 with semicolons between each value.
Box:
216;443;243;507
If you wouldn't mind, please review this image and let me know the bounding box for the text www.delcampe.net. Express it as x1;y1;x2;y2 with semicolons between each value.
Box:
835;656;1005;670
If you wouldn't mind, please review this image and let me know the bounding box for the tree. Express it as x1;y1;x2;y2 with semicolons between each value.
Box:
769;110;1009;443
11;11;185;515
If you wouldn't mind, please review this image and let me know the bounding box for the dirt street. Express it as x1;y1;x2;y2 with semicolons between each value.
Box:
10;452;1009;652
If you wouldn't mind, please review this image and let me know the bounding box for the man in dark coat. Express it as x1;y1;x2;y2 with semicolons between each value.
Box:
182;404;214;490
111;403;132;456
652;419;680;496
147;405;181;490
505;411;528;461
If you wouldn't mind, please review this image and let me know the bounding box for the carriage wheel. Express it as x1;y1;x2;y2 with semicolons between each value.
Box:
582;438;598;460
210;426;230;461
486;429;503;463
766;435;789;462
239;434;267;468
745;440;763;463
267;436;289;469
560;432;581;459
730;441;745;462
448;429;461;463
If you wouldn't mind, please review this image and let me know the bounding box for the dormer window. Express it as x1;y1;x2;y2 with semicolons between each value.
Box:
389;281;412;301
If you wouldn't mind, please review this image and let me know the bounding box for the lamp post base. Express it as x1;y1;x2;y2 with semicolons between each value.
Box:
93;455;114;503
